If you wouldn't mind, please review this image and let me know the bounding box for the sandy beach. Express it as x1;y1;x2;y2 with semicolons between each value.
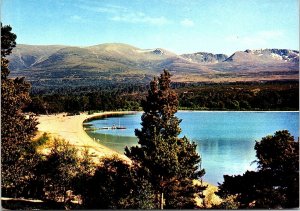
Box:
37;111;135;163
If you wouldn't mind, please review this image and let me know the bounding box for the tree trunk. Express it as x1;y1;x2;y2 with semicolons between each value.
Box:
160;192;164;209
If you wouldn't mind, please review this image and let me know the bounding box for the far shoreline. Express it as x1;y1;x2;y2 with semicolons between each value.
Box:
83;111;138;123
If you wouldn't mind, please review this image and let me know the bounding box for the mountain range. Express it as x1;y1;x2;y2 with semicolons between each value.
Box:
7;43;299;87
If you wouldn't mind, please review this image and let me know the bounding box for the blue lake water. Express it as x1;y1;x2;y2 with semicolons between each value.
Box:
85;111;299;185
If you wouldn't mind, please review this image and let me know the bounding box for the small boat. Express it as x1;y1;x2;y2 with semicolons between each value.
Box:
99;119;127;130
115;119;126;129
111;125;126;130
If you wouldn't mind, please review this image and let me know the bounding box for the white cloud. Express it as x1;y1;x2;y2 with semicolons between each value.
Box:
77;3;170;26
78;5;121;13
180;18;194;27
111;12;170;26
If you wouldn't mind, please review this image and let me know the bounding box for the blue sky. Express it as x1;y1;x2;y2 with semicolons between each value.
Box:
2;0;299;55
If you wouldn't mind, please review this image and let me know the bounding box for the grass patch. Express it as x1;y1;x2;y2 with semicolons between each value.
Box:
33;132;49;147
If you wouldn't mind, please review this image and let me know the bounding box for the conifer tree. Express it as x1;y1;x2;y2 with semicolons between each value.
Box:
81;156;156;209
217;130;299;209
125;69;206;209
37;139;79;202
72;147;95;205
1;24;39;196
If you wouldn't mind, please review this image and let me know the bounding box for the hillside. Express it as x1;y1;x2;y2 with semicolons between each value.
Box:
225;49;299;63
8;44;65;70
7;43;299;87
181;52;228;63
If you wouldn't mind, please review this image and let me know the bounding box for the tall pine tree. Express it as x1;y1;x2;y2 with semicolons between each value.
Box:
1;24;38;196
125;69;206;209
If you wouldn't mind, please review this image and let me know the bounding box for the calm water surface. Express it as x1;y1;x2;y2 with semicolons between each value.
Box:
85;111;299;185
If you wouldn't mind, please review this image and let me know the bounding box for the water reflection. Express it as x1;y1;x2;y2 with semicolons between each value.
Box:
196;138;256;183
86;132;138;155
85;111;299;185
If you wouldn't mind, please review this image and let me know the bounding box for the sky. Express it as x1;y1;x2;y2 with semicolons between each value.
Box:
1;0;299;55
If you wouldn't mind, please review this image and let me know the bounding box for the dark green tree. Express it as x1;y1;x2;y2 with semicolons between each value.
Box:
36;138;79;203
217;130;299;209
1;24;16;79
82;156;156;209
125;70;206;209
1;23;39;197
71;147;95;205
254;130;299;208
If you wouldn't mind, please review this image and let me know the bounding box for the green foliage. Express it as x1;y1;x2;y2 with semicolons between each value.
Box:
178;82;299;111
33;132;49;147
71;147;95;205
125;70;206;209
80;156;156;209
1;23;16;79
217;130;299;209
1;23;39;197
255;130;298;172
35;138;79;202
25;82;298;115
26;86;146;114
1;24;16;57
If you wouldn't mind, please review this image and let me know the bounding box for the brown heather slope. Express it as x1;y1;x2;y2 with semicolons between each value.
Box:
7;43;299;86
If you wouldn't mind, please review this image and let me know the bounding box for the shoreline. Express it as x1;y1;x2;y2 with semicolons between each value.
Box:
36;111;221;206
37;111;136;163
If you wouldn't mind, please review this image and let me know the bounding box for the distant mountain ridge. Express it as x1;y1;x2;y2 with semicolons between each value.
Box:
246;49;299;62
7;43;299;86
181;52;228;63
8;44;66;70
225;49;299;63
